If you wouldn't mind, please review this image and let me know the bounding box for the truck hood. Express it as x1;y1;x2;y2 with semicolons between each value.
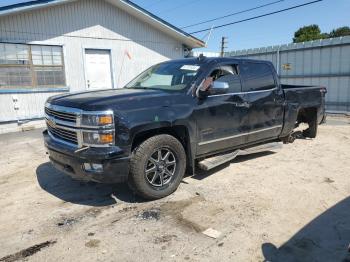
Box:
47;88;185;111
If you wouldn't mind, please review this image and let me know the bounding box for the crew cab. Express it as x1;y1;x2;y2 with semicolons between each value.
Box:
43;57;327;199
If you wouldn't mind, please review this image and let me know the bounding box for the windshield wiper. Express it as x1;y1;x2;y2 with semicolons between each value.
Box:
126;86;147;89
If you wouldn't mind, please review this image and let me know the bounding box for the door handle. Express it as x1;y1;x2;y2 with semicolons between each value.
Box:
234;101;251;108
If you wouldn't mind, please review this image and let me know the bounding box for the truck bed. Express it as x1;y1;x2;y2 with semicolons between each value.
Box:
280;84;327;138
282;84;325;108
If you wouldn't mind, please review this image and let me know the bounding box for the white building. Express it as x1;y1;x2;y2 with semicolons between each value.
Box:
0;0;204;133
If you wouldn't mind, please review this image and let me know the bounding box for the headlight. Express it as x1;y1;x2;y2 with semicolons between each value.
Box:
81;113;113;127
80;111;114;147
83;131;114;146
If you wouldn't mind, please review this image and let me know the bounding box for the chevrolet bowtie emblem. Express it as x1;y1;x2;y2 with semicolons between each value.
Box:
47;118;56;128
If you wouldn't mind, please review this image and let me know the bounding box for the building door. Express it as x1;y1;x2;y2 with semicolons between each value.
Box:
84;49;113;89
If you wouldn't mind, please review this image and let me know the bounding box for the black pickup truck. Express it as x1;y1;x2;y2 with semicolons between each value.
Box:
43;57;326;199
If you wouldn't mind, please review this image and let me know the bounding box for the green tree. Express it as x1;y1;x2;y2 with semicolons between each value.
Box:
329;26;350;38
293;25;325;43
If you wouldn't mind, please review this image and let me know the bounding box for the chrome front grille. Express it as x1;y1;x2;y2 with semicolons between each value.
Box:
45;103;115;148
45;107;77;123
47;120;78;145
45;104;80;146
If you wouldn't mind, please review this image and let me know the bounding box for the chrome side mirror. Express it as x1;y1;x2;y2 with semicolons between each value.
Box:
212;81;229;90
211;81;229;94
196;79;230;99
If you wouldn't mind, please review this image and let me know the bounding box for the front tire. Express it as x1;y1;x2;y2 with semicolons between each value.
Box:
129;134;186;200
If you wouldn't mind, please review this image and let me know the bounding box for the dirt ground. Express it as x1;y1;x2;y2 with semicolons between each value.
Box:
0;116;349;262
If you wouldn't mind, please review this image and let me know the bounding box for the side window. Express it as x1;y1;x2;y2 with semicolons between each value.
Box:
240;62;276;92
209;65;241;93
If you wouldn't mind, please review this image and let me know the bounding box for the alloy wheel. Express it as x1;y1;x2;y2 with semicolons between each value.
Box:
145;148;177;187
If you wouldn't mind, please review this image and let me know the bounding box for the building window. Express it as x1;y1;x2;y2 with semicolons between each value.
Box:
0;43;66;89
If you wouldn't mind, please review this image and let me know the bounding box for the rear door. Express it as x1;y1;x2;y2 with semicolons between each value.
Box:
239;61;284;143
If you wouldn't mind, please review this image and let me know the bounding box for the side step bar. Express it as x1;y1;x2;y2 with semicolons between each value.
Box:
197;142;282;171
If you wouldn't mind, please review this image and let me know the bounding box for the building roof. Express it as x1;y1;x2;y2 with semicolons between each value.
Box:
0;0;205;49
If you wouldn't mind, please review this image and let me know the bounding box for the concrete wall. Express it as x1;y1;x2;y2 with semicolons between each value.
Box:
0;0;185;127
228;36;350;113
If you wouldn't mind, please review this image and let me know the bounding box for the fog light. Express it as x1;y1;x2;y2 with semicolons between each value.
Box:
83;163;103;172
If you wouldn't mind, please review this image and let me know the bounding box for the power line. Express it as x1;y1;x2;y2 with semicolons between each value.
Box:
181;0;285;29
190;0;323;34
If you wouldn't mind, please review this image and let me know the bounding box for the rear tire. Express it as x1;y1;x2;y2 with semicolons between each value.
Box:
129;134;186;200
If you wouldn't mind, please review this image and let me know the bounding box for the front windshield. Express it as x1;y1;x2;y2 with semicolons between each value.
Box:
125;61;201;91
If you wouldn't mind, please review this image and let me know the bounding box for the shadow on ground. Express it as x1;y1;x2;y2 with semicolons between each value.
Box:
36;162;140;206
262;197;350;262
192;151;276;180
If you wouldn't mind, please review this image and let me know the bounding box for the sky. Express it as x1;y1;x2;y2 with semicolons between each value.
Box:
1;0;349;52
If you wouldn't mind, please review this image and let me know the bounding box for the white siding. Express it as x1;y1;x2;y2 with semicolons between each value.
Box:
0;0;185;123
0;92;64;122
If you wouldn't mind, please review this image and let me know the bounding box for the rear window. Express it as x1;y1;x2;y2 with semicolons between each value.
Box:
240;62;276;92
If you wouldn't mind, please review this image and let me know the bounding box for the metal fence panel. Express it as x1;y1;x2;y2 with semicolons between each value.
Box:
228;36;350;112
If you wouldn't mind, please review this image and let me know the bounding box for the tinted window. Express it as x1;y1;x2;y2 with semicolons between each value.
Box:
240;62;275;92
209;65;241;93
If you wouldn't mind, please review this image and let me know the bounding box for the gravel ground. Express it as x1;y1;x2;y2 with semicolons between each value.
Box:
0;115;349;262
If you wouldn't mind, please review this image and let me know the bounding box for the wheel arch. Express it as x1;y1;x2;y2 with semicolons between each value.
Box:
297;107;318;123
131;125;195;174
280;105;319;139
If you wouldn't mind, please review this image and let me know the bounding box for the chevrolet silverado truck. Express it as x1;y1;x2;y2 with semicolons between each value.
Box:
43;57;327;199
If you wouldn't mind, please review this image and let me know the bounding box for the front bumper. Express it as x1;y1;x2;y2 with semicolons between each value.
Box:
44;130;130;183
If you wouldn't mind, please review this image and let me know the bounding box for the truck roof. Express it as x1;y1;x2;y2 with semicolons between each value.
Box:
168;56;273;65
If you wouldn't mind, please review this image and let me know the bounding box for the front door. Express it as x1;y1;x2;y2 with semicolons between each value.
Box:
85;49;113;90
195;63;248;156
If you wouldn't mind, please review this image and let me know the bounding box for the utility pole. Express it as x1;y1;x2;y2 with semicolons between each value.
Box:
220;37;228;57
